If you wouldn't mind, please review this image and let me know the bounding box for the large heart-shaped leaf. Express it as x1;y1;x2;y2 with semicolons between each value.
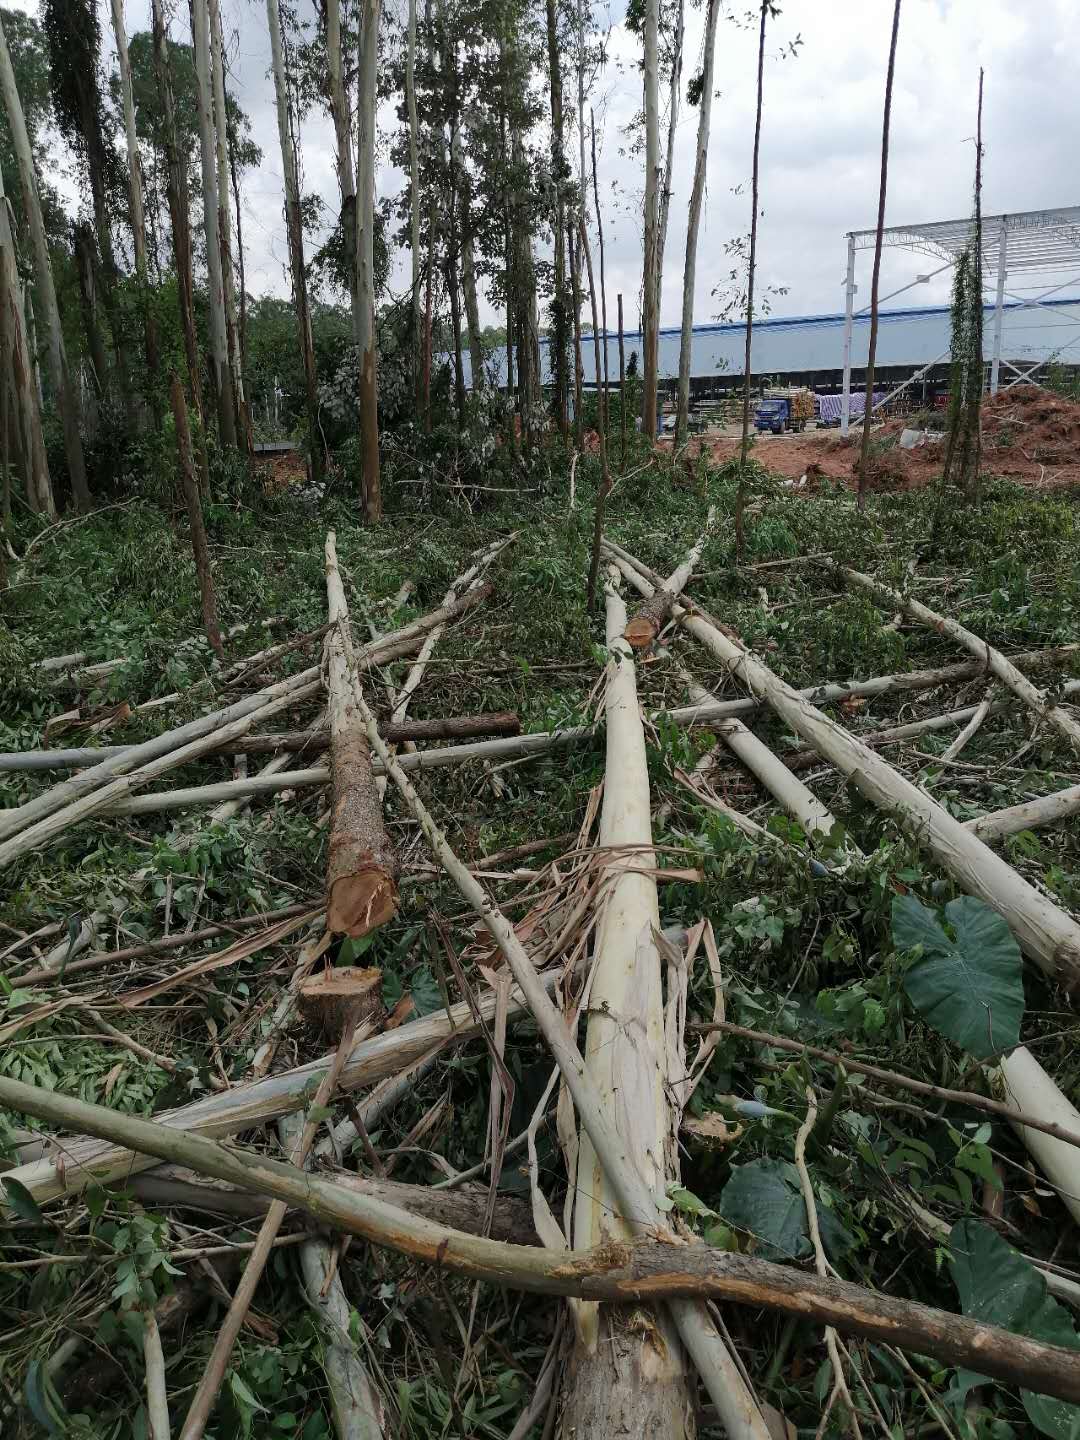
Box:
948;1219;1080;1438
719;1158;849;1262
892;895;1024;1059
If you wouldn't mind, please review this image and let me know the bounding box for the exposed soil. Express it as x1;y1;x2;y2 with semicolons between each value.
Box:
679;385;1080;494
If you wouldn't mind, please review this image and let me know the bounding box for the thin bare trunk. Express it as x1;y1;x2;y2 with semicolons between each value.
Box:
675;0;719;450
589;111;609;429
356;0;382;519
0;172;52;516
191;0;237;448
73;222;109;397
267;0;323;483
583;215;611;611
736;1;767;558
640;0;660;438
618;292;626;469
227;125;248;382
406;0;421;406
170;376;224;659
326;0;359;327
545;0;568;437
209;0;250;452
151;0;210;492
568;219;584;451
110;0;160;407
0;11;89;509
856;0;902;507
655;0;684;316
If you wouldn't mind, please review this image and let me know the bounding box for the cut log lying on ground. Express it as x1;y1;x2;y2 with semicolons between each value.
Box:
90;731;593;817
659;645;1080;729
624;505;714;649
965;783;1080;843
125;1163;539;1243
2;971;560;1206
562;569;695;1433
0;673;326;868
348;654;770;1440
998;1046;1080;1229
0;714;523;772
839;564;1080;753
676;665;860;863
4;1077;1080;1407
606;548;1080;989
1;586;493;850
324;531;399;937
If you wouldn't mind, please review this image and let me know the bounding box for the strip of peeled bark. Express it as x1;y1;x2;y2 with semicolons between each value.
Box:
561;569;694;1436
607;549;1080;989
324;531;398;935
4;1075;1080;1407
840;564;1080;753
624;508;714;649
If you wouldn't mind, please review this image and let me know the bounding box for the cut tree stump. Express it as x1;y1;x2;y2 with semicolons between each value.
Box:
325;531;399;937
623;506;714;650
299;967;384;1040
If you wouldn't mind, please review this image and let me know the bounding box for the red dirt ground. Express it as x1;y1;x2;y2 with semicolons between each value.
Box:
681;386;1080;494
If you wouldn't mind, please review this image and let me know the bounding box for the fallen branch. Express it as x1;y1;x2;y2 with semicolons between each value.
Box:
624;506;714;649
3;1076;1080;1405
2;971;560;1205
606;548;1080;988
839;564;1080;753
0;714;522;772
965;783;1080;844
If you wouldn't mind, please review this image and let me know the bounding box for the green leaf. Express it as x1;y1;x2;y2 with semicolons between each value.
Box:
948;1219;1080;1437
229;1372;267;1414
3;1177;44;1223
410;965;444;1017
665;1183;717;1219
892;895;1024;1060
720;1158;849;1262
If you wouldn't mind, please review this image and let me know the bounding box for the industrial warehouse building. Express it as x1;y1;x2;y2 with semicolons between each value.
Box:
464;295;1080;406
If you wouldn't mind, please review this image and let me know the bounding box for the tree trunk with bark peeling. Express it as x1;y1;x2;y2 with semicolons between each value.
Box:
324;530;398;935
170;376;224;659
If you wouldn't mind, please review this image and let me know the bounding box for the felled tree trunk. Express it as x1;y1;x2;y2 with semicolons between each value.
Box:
559;567;693;1437
623;507;713;649
324;530;398;935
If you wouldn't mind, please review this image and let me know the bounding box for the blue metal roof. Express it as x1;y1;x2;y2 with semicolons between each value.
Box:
458;295;1080;388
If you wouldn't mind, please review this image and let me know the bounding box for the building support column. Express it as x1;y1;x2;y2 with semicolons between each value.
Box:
840;232;856;436
990;216;1008;395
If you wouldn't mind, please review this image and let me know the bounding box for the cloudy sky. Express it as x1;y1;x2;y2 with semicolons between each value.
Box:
10;0;1080;332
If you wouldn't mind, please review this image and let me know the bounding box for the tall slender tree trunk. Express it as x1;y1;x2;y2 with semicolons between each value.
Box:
618;291;626;471
110;0;160;416
735;0;768;562
589;111;609;430
326;0;359;331
356;0;382;520
568;218;583;450
191;0;237;448
151;0;210;493
227;122;249;385
445;124;467;425
73;222;109;400
0;11;89;510
581;214;610;610
0;173;52;517
406;0;422;412
170;374;224;660
460;180;483;389
267;0;324;484
640;0;660;439
856;0;902;510
655;0;684;318
209;0;251;452
545;0;568;438
674;0;719;451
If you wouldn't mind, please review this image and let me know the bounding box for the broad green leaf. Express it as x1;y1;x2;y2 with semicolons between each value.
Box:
892;895;1024;1059
2;1176;44;1223
948;1219;1080;1438
665;1183;717;1219
720;1158;849;1262
410;965;444;1017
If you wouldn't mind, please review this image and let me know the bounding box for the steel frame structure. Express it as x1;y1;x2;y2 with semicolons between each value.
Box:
839;206;1080;435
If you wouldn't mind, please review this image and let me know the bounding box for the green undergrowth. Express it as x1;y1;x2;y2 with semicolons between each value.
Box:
2;452;1080;1438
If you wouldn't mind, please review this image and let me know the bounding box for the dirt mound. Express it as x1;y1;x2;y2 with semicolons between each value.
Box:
693;386;1080;495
